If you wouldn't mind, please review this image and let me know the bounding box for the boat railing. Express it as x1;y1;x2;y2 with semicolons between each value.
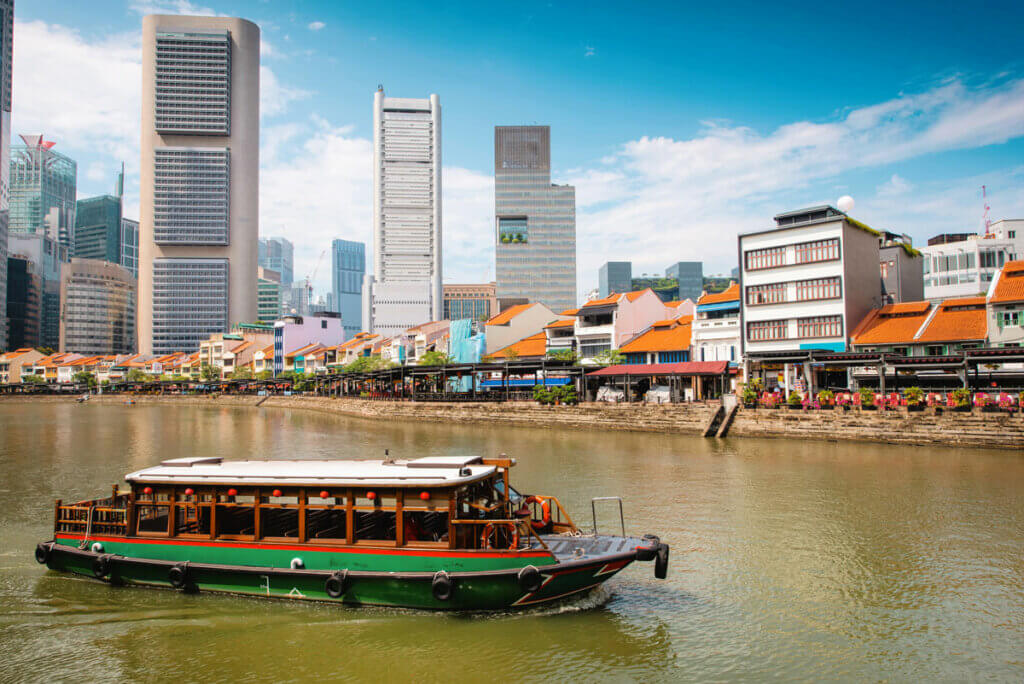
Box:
525;495;578;533
54;493;130;536
449;517;549;551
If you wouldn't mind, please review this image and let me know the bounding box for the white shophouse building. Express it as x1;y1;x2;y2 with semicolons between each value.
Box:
920;220;1023;301
692;282;740;364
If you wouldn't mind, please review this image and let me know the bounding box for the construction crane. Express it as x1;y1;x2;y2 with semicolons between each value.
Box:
982;185;991;235
305;249;327;309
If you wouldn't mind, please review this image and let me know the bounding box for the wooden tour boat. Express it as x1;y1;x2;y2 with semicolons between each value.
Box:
36;455;669;610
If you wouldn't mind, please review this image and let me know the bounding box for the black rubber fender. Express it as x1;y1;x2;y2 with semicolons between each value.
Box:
654;544;669;580
92;554;112;579
325;570;347;598
168;563;188;589
636;534;660;562
517;565;542;593
34;543;52;565
432;570;453;601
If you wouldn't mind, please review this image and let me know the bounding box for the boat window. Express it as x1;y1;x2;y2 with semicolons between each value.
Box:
403;511;448;543
216;503;255;537
306;508;348;540
136;504;169;534
174;503;211;535
493;480;522;503
261;507;299;538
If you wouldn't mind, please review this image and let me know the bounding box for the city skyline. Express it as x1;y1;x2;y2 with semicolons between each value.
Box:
8;0;1024;304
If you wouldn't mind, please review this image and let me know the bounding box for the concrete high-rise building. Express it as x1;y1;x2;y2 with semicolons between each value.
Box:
121;217;139;277
494;126;576;313
257;266;282;322
0;0;12;350
665;261;703;302
364;87;442;336
10;135;77;250
443;282;496;321
258;236;293;285
138;15;260;354
59;258;137;354
599;261;632;298
331;239;365;340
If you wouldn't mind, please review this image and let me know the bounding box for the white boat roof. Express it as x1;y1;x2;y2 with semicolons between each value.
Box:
125;455;496;487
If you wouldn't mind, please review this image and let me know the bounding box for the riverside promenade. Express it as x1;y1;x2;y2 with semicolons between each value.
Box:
8;394;1023;451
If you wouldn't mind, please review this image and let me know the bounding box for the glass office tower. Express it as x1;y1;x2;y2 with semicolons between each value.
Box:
494;126;576;313
0;0;12;350
258;236;293;286
331;239;365;340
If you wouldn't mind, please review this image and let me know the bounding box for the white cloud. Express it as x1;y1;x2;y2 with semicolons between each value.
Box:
129;0;221;16
876;174;912;197
308;21;326;31
584;46;595;58
260;66;310;118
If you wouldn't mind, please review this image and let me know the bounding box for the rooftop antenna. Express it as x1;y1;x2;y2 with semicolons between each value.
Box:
982;185;991;236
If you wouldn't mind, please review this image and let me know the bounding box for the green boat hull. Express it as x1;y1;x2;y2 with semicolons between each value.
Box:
40;534;644;611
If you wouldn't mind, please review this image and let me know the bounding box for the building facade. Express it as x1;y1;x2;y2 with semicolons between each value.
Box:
443;282;496;321
272;312;345;375
58;258;136;354
10;135;77;252
331;239;365;340
365;87;442;337
120;217;139;277
138;15;260;354
494;125;576;314
258;236;293;285
8;232;66;349
74;195;122;263
257;266;282;322
0;0;12;350
739;206;883;355
598;261;632;298
5;255;40;348
920;221;1021;301
986;260;1024;348
879;232;924;303
692;282;740;363
665;262;703;303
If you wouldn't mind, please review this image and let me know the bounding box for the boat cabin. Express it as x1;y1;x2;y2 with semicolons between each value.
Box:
54;456;576;551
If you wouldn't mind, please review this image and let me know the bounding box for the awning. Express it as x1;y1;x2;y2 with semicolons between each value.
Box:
586;361;729;377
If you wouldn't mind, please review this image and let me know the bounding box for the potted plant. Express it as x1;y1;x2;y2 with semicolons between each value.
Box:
533;384;552;406
904;386;924;411
787;391;803;410
740;383;759;408
816;389;835;409
974;392;998;413
559;385;579;406
858;387;876;410
836;392;851;411
997;392;1015;414
951;387;972;412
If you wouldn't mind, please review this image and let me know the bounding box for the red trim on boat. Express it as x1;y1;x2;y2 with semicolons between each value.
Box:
54;533;554;560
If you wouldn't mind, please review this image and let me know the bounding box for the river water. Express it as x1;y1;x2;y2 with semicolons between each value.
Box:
1;402;1021;682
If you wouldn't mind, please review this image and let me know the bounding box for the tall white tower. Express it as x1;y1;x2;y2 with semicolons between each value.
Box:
364;87;442;336
138;14;260;354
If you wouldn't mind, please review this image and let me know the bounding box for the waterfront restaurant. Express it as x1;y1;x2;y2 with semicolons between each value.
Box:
585;361;730;402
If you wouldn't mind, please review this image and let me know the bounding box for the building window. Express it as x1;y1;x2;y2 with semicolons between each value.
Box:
1000;311;1020;327
745;246;786;270
926;345;945;356
747;319;787;341
795;277;841;302
794;238;840;264
796;315;842;339
746;283;786;305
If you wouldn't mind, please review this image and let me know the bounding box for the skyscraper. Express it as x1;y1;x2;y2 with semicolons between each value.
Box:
258;236;294;285
0;0;12;350
599;262;632;298
494;126;576;313
364;87;442;336
9;135;77;250
120;217;139;278
59;258;136;354
74;195;122;263
665;261;703;302
138;15;260;354
331;239;365;340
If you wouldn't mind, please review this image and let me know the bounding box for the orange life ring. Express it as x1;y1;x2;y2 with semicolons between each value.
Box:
480;522;519;550
523;495;551;531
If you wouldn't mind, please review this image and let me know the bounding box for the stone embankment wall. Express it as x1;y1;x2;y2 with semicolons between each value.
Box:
3;395;1022;450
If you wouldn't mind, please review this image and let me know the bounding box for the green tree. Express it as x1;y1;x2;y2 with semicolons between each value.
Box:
72;371;97;388
230;367;253;380
593;348;624;365
546;349;579;364
200;363;219;382
35;346;56;356
256;370;273;381
22;374;45;384
503;349;520;361
127;368;148;383
418;350;452;366
343;355;395;373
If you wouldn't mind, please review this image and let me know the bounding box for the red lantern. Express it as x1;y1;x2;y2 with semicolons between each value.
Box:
366;491;376;501
272;489;282;497
184;488;194;496
419;491;430;501
319;490;330;499
142;486;153;495
227;488;238;497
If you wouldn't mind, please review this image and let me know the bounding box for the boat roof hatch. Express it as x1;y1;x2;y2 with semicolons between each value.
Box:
125;455;496;487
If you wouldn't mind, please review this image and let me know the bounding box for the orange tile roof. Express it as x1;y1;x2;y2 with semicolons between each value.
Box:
697;283;739;306
583;294;621;308
258;344;274;356
489;332;547;359
620;318;692;353
486;303;533;325
286;343;323;359
560;308;579;316
850;301;933;345
990;260;1024;303
664;300;685;308
544;319;575;329
917;299;987;343
624;288;652;302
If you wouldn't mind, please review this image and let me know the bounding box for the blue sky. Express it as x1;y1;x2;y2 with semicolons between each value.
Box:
14;0;1024;297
